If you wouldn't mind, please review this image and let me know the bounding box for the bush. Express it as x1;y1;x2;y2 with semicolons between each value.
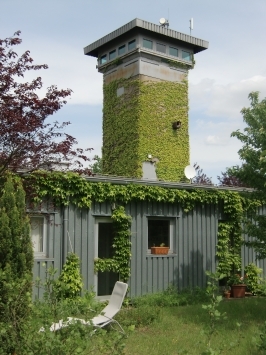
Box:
244;263;263;294
0;175;33;354
54;253;83;300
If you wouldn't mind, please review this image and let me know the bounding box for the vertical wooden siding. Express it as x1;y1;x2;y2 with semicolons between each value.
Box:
34;199;257;299
128;201;218;297
241;205;266;275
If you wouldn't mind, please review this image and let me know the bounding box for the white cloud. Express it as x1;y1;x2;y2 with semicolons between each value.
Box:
15;38;103;106
190;75;266;119
205;135;229;146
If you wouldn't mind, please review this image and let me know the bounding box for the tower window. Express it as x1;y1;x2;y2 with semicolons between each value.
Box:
143;39;153;50
109;49;116;60
118;44;126;55
100;55;107;65
182;50;192;61
128;39;136;51
169;46;178;57
156;43;166;53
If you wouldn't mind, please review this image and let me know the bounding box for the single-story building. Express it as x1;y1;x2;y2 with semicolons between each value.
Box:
29;173;266;300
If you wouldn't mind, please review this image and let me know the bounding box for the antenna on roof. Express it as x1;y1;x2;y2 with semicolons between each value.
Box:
159;17;169;28
189;18;193;35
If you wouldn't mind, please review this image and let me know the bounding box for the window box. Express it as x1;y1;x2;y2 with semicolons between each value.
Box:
151;246;170;255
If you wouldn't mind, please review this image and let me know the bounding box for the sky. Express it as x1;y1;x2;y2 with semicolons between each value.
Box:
2;0;266;184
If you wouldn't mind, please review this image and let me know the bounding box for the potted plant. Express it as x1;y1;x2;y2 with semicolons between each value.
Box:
223;286;231;299
151;243;169;255
227;273;247;298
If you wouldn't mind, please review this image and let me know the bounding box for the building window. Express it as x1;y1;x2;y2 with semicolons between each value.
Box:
128;39;136;51
148;219;173;252
118;44;126;55
143;39;153;50
169;46;178;57
109;49;116;60
182;50;192;61
30;216;47;257
100;54;107;65
156;42;166;53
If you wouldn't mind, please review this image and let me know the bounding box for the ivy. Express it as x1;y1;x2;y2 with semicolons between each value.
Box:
24;171;262;279
54;253;83;299
102;77;189;181
94;206;131;282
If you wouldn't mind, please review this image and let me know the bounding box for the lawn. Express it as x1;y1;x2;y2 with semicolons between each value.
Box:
120;298;266;355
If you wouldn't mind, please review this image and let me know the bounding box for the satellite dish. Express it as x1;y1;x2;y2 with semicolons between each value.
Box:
184;165;196;180
159;18;166;25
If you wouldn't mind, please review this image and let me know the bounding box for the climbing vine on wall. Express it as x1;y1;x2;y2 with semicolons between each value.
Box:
102;77;189;181
24;171;262;277
94;206;131;282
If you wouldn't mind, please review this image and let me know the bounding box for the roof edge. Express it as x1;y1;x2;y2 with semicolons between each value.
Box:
84;18;209;57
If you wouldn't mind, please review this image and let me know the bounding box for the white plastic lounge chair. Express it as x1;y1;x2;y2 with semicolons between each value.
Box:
49;281;128;334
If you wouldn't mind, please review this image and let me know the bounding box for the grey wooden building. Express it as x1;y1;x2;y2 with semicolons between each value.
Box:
31;176;265;300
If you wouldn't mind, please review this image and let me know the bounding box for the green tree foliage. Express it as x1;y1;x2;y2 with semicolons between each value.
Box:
230;92;266;189
0;175;33;354
90;155;102;174
230;92;266;258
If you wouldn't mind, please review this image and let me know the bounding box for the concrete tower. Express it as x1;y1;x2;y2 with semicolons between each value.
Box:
84;18;208;181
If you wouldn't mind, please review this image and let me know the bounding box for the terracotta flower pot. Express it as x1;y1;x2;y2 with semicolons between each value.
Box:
224;291;230;299
151;246;169;255
231;284;246;298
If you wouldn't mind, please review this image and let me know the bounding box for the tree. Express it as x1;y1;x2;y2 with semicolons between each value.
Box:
230;92;266;258
192;162;212;185
217;167;247;187
90;155;102;174
0;31;92;176
229;92;266;190
0;174;33;353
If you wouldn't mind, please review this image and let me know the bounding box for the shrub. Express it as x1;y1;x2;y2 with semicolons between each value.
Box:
244;263;263;294
0;175;33;354
54;253;83;299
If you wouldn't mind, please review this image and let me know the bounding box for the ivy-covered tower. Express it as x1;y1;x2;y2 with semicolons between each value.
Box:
84;18;208;181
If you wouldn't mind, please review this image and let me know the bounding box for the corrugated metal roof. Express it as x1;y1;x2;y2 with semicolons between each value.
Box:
84;174;253;193
84;18;209;57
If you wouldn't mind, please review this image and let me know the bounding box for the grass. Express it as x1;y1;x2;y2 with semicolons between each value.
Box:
119;297;266;355
7;286;266;354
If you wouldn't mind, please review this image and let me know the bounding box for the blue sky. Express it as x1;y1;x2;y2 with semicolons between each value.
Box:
2;0;266;183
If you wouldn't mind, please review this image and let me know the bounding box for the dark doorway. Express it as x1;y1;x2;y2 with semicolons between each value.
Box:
97;222;119;296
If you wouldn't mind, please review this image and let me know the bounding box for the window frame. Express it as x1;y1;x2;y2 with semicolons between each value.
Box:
109;49;116;61
182;50;192;62
143;38;153;50
30;215;47;258
118;44;126;56
147;217;174;254
128;39;136;51
156;42;166;54
100;54;107;65
169;46;178;58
